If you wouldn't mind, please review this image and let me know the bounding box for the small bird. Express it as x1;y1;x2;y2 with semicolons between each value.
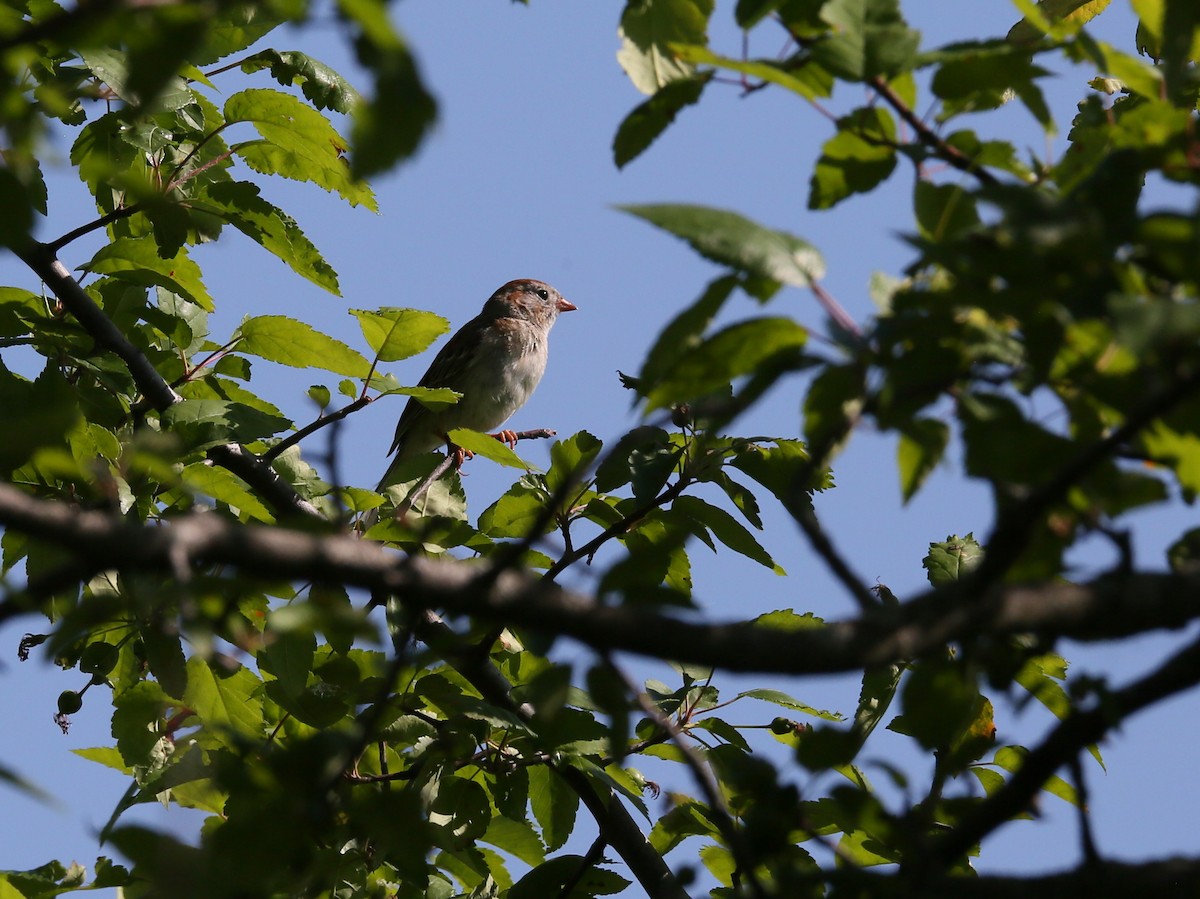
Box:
376;279;576;491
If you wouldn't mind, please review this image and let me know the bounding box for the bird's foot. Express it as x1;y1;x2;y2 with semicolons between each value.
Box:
489;429;519;449
451;446;475;470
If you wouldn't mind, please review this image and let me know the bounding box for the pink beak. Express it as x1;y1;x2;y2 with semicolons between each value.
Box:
557;298;577;313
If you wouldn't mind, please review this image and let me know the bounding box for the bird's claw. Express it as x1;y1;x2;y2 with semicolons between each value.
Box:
490;429;519;449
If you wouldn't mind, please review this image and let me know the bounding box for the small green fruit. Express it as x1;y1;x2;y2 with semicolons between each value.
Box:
57;690;83;715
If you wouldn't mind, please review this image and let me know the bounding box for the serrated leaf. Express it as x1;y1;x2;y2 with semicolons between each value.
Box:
377;386;460;410
923;534;984;586
813;0;920;81
736;688;842;721
238;49;360;113
197;181;340;294
614;74;709;168
994;745;1080;806
619;203;825;287
182;657;264;744
809;107;898;210
673;495;784;573
546;430;603;494
478;485;549;538
161;398;292;450
236;315;370;377
180;462;275;522
225;88;377;210
897;418;949;503
528;765;578;852
914;181;981;240
85;238;214;311
639;275;738;390
350;307;450;362
1008;0;1113;43
448;428;538;470
647;316;808;410
617;0;715;94
672;44;834;100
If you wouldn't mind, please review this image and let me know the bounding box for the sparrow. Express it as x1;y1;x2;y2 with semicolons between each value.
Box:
376;279;576;491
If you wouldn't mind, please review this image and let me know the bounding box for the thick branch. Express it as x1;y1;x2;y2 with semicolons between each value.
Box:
822;856;1200;898
4;485;1200;673
930;629;1200;870
14;241;319;518
14;242;181;409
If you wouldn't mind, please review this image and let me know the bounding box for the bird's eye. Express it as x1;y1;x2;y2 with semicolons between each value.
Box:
536;288;549;300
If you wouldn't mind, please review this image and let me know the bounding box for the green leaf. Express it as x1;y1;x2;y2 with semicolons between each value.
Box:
197;181;340;294
730;439;826;518
673;495;785;573
914;181;981;240
617;0;715;94
1008;0;1113;42
809;107;898;210
896;658;981;750
224;88;377;210
350;307;450;362
161;398;292;450
736;687;842;721
338;4;438;178
897;418;949;503
510;856;630;899
646;316;808;410
193;4;291;66
182;657;264;745
613;74;710;168
259;623;315;700
812;0;920;81
528;765;578;852
481;817;545;868
448;428;538;470
923;534;984;586
672;44;834;100
546;430;603;494
619;203;825;288
479;484;550;538
85;238;214;311
238;49;360;113
804;363;865;458
994;745;1080;806
236;315;370;377
180;462;275;522
639;275;738;390
376;385;461;410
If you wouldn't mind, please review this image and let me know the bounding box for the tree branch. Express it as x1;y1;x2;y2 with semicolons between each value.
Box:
4;486;1200;673
820;856;1200;898
867;76;1000;187
14;241;181;410
928;629;1200;871
14;240;320;519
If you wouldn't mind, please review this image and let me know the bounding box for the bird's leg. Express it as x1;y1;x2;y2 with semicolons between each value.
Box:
489;429;519;449
445;440;474;471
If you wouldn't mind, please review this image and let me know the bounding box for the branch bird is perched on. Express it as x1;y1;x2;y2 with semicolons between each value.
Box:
376;279;576;491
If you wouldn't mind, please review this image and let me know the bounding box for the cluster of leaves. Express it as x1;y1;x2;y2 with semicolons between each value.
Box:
3;0;1200;897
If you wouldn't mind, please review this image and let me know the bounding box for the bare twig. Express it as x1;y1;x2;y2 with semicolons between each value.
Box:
867;76;1000;187
263;395;373;464
46;205;142;253
607;656;768;899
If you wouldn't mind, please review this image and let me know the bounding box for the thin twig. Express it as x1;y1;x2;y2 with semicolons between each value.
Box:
605;655;768;899
792;503;878;612
46;205;142;253
867;76;1000;187
263;395;373;464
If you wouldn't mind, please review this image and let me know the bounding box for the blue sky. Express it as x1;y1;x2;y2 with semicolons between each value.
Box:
2;1;1198;891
